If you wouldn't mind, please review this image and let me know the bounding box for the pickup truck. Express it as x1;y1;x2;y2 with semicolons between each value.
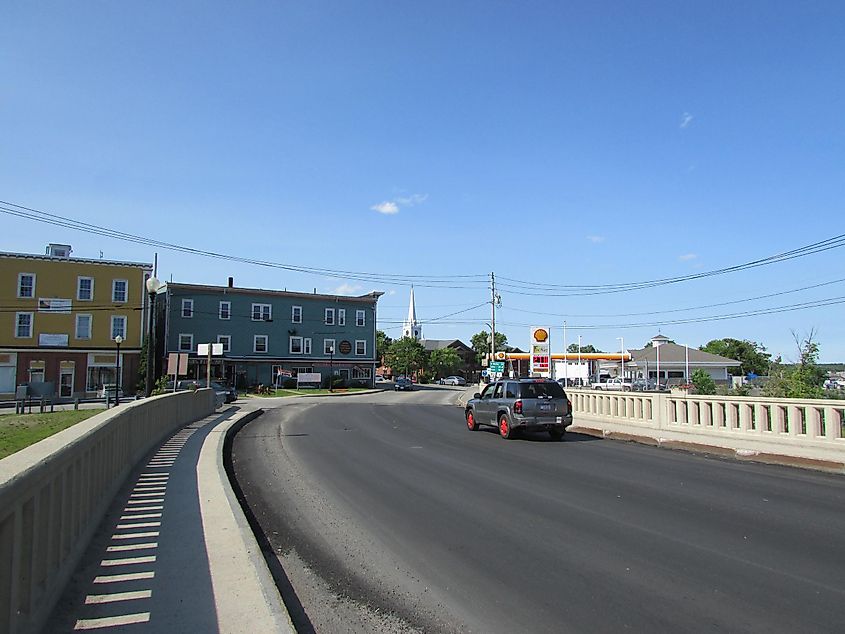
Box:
592;377;634;392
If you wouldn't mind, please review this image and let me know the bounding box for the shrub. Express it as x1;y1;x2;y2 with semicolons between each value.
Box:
691;369;716;395
283;378;297;389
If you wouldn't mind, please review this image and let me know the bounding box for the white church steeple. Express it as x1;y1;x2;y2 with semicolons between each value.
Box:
402;286;422;340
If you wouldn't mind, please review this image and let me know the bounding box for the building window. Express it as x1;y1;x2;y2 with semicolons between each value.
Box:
323;339;336;355
77;277;94;301
217;334;231;353
324;308;335;325
252;303;272;321
111;316;127;340
304;338;312;354
355;340;366;356
356;310;366;327
290;336;303;354
338;309;346;326
15;312;33;338
75;314;92;340
17;273;35;298
254;335;268;353
292;366;313;376
352;367;372;379
292;306;302;323
112;279;128;303
182;299;194;318
179;333;194;352
219;301;231;320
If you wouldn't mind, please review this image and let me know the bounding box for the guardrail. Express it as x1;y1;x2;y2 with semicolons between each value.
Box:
567;388;845;466
0;389;217;634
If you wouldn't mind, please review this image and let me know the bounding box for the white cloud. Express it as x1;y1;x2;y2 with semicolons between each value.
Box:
586;235;605;243
371;201;399;215
678;253;698;261
371;192;428;215
329;282;363;295
680;112;694;129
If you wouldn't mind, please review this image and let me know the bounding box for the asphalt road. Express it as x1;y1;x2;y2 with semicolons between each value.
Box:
231;387;845;633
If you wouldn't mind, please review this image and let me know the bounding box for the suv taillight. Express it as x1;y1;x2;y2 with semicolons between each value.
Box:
567;398;572;412
514;400;523;414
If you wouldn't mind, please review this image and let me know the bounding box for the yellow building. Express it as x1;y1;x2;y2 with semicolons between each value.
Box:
0;244;153;398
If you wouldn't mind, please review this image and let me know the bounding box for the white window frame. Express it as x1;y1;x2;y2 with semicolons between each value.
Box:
356;310;366;327
338;309;346;326
15;312;33;338
217;334;231;353
112;279;128;303
182;298;194;318
77;276;94;301
17;273;36;299
252;303;272;321
289;336;303;354
324;308;335;325
75;314;92;340
293;366;313;376
355;340;367;356
323;338;336;355
291;305;302;323
219;301;231;320
254;335;269;353
111;315;127;340
304;338;312;355
179;333;194;352
352;367;372;379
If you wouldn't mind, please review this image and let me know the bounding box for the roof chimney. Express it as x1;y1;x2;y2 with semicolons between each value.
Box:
227;277;234;288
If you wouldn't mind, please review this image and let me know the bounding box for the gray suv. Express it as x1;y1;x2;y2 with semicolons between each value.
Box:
465;379;573;440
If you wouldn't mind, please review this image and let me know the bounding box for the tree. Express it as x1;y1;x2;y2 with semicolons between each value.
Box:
691;368;716;395
566;343;602;353
428;347;462;378
385;337;426;377
700;338;771;376
376;330;393;365
470;331;508;362
763;330;826;399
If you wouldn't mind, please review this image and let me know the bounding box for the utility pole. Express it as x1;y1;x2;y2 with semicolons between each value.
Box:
490;271;496;363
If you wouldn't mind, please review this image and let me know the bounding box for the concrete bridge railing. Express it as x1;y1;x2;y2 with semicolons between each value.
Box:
0;389;217;634
567;388;845;467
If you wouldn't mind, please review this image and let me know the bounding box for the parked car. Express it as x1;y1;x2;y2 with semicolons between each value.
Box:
195;379;238;403
375;374;388;383
464;378;573;440
631;378;658;392
97;384;124;399
394;377;414;391
440;376;467;386
593;377;634;392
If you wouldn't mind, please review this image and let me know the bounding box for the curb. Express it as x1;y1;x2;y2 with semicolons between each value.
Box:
198;409;295;633
568;425;845;474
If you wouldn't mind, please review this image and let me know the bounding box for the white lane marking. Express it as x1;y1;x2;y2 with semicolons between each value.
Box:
119;513;161;520
127;499;164;505
100;555;157;567
107;542;158;552
116;522;161;529
121;506;162;512
85;590;152;604
111;531;159;540
74;612;151;629
93;571;155;583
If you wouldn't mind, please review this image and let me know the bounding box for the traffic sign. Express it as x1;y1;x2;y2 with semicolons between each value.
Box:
490;361;505;372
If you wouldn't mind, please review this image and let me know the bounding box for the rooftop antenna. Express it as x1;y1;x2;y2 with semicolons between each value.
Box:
99;250;103;259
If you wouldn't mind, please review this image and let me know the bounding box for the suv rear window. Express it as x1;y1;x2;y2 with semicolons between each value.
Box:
519;382;566;399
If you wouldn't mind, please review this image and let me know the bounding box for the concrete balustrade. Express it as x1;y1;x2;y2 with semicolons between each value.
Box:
0;389;216;634
567;388;845;468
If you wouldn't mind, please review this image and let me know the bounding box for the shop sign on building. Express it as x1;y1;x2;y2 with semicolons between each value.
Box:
530;326;551;377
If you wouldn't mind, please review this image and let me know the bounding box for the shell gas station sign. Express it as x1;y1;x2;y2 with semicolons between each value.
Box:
530;327;551;377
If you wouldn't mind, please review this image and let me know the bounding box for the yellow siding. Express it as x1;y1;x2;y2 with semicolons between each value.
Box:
1;255;151;349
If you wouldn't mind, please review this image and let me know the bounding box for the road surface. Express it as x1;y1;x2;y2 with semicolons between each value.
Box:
231;387;845;633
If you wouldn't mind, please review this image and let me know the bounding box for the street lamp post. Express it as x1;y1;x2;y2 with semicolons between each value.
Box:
617;336;625;380
329;344;335;392
577;335;582;386
684;343;690;383
145;276;162;397
114;335;124;406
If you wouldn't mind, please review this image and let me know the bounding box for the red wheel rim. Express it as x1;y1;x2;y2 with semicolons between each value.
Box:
499;417;508;437
467;412;475;430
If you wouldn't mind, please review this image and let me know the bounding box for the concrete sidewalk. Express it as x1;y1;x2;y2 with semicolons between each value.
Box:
44;406;293;633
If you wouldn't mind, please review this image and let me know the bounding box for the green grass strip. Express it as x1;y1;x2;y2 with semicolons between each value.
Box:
0;409;105;460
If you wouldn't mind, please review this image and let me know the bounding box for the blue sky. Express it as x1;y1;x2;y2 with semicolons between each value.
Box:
2;1;844;361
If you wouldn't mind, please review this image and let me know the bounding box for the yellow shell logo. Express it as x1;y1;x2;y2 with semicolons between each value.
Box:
533;328;548;342
495;351;507;360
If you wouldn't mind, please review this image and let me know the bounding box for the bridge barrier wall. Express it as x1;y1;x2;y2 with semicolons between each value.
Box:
567;388;845;467
0;388;216;634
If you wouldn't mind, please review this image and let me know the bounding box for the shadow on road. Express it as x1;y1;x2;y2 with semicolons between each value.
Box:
477;427;599;443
